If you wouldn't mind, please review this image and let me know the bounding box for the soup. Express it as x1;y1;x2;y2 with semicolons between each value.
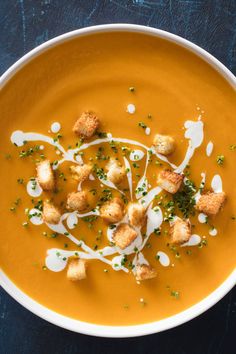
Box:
0;32;235;326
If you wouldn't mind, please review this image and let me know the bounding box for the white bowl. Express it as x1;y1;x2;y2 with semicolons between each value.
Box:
0;24;235;338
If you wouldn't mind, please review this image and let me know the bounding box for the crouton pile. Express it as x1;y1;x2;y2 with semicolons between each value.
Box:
32;112;227;283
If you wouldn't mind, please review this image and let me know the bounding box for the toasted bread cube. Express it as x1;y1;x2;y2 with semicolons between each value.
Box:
37;160;55;191
113;223;138;249
153;134;175;155
73;111;100;138
136;264;157;281
128;203;146;227
43;201;61;224
100;197;124;223
67;259;87;281
106;158;125;185
195;192;226;216
157;170;183;194
169;217;191;244
70;164;92;183
66;191;88;212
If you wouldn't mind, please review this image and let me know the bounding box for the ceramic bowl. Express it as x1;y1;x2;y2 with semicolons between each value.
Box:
0;24;235;337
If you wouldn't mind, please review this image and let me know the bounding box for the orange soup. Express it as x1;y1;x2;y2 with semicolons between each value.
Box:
0;32;235;326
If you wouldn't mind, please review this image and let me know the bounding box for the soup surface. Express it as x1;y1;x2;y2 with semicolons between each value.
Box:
0;32;235;326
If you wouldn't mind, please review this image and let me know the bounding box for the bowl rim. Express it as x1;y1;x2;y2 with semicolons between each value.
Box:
0;23;235;338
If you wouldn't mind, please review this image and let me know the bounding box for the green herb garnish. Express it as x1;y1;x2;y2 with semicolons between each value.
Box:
171;291;180;299
17;178;24;184
216;155;225;165
173;179;196;218
138;121;147;129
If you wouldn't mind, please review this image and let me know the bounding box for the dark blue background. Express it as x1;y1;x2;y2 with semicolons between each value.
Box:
0;1;235;353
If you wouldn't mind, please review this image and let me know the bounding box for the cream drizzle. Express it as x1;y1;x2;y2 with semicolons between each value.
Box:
45;248;128;273
29;208;43;225
181;234;201;247
50;122;61;133
140;205;163;252
135;154;149;199
129;149;145;161
98;174;124;195
211;174;223;193
135;176;148;200
132;251;151;275
175;120;204;173
45;219;123;271
137;252;149;266
146;205;163;238
66;136;176;169
11;131;176;176
123;157;133;200
10;130;80;167
206;141;213;157
111;255;129;272
11;130;65;151
198;213;207;224
26;179;42;197
145;127;151;135
66;212;78;229
209;228;217;236
46;249;69;272
126;103;136;114
131;207;163;272
156;251;170;267
11;116;207;275
194;172;206;202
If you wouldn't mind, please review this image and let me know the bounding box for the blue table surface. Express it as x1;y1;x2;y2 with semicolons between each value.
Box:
0;1;235;353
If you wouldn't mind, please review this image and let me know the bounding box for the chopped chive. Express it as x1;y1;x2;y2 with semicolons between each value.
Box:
170;291;180;299
22;221;29;227
216;155;225;166
138;121;147;129
17;178;24;184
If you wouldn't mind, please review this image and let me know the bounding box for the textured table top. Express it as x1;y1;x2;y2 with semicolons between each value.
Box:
0;1;235;353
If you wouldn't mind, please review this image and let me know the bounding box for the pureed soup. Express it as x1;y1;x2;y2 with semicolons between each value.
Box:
0;32;235;326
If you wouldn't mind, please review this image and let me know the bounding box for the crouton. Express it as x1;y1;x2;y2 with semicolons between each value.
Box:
153;134;175;155
37;160;55;191
67;259;87;281
135;264;157;281
70;164;92;183
106;158;125;185
43;201;61;224
73;111;100;138
157;170;183;194
66;191;88;212
169;217;191;244
100;197;124;223
195;192;226;216
128;203;146;228
113;223;138;249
